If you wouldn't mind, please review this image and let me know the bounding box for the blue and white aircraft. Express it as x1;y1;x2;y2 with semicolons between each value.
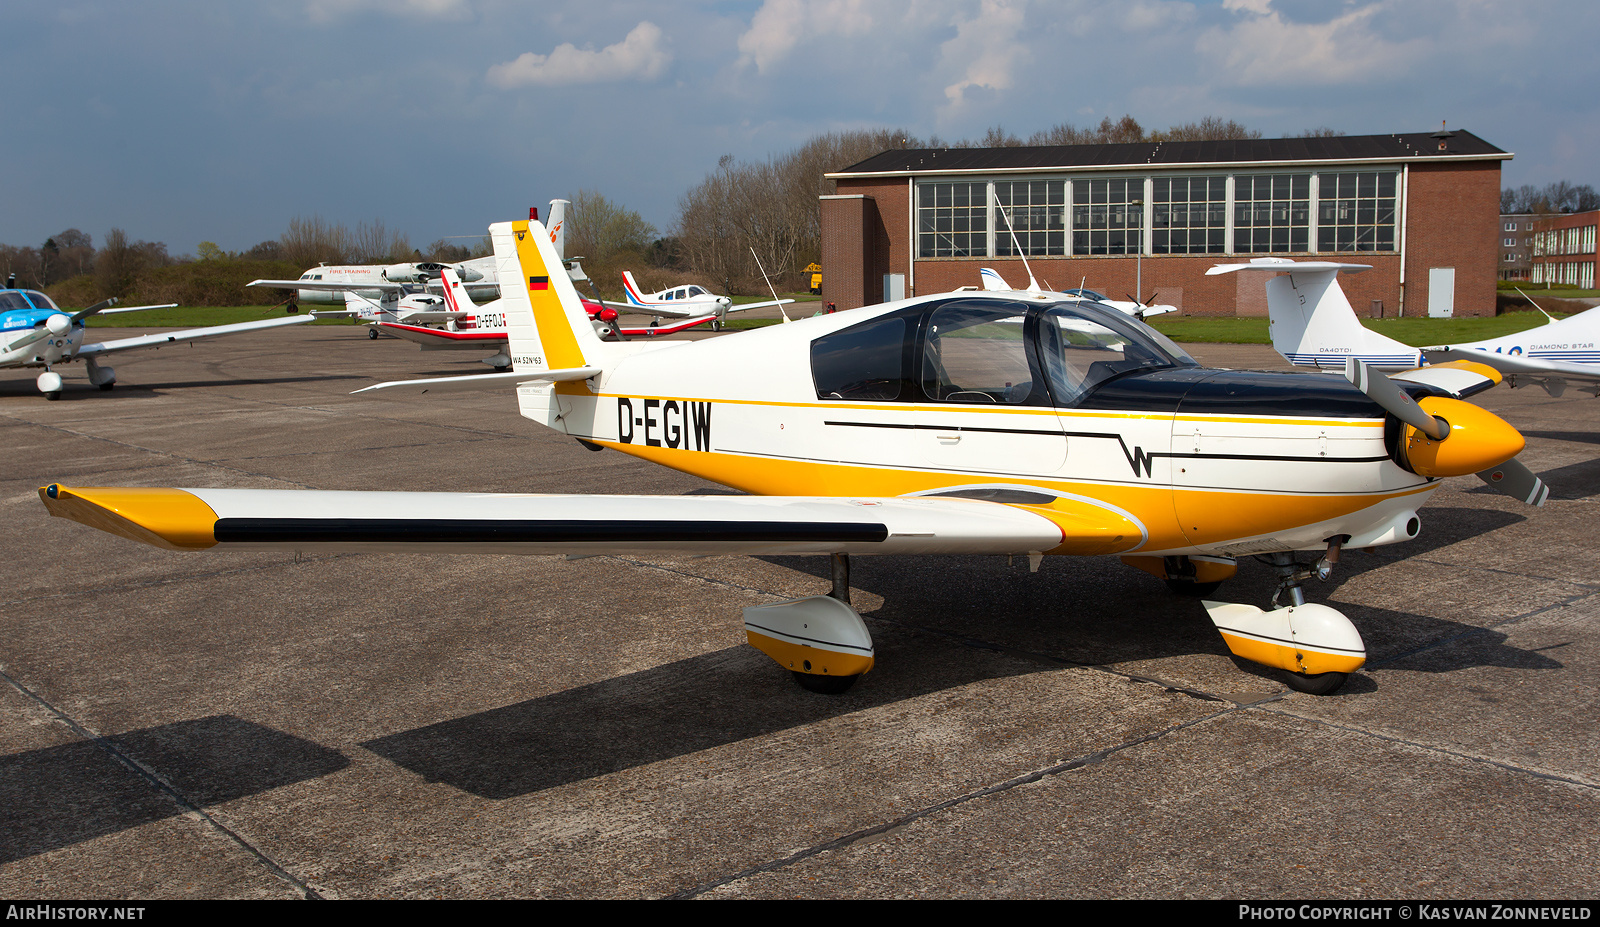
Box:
0;287;311;399
1211;258;1600;398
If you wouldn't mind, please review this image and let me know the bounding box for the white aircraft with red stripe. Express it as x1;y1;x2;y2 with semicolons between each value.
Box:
42;214;1549;698
605;271;795;330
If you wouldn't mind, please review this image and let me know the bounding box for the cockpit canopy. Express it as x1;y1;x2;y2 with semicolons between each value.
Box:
0;290;61;312
809;296;1195;408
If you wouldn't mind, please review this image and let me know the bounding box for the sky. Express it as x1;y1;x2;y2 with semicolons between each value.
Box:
2;0;1595;258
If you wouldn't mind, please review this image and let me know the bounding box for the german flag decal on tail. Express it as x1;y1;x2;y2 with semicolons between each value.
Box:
528;276;549;291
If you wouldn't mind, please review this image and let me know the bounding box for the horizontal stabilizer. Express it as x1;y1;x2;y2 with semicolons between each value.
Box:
354;367;601;394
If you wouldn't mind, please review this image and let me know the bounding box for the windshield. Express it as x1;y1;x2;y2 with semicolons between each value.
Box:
25;291;58;311
1038;301;1196;406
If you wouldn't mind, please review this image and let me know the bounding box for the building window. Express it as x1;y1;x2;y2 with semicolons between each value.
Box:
1071;178;1142;255
1505;238;1516;247
994;181;1066;256
1505;222;1517;231
1316;171;1396;252
1235;173;1310;253
917;182;988;258
1152;176;1226;254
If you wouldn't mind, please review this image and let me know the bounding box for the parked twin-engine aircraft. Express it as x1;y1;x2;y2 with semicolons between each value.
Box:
978;269;1177;319
1218;257;1600;398
247;200;580;311
1;288;309;399
604;271;795;329
42;216;1547;697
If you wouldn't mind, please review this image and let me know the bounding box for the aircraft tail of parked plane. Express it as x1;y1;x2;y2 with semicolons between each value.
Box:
1206;258;1422;370
1211;257;1600;397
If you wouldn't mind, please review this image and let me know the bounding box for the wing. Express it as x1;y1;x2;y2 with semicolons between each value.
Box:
1424;348;1600;384
248;279;408;294
601;298;699;319
1388;359;1504;398
617;314;717;336
40;486;1090;557
374;321;506;346
76;314;313;358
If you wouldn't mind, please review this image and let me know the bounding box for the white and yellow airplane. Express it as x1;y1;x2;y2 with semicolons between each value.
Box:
40;216;1547;695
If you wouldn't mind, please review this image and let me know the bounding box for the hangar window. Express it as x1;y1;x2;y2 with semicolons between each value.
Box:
917;182;988;257
1317;171;1397;252
811;314;907;401
1235;173;1310;253
1152;176;1226;254
994;181;1066;256
1071;179;1143;255
920;302;1040;404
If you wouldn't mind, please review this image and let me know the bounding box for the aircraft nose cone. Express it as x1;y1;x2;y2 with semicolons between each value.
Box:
1400;396;1525;478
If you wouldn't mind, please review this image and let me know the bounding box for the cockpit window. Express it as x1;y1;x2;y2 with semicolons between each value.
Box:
0;292;32;311
920;301;1040;404
811;313;907;400
1038;302;1195;406
25;291;58;311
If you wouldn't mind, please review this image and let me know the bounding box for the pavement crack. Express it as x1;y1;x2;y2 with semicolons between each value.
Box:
0;665;324;899
1254;703;1600;793
668;705;1241;899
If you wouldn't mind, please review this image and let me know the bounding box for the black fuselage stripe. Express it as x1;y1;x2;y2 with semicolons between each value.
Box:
215;519;890;544
823;421;1386;465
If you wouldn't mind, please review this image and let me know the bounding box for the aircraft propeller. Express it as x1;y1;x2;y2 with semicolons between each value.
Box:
1343;357;1548;506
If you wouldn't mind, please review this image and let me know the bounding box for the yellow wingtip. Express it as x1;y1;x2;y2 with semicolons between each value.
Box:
39;485;219;550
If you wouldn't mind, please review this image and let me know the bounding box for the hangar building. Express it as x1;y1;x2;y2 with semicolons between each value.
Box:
821;129;1508;318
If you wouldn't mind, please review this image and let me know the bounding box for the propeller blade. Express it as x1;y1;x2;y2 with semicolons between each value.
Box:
1476;458;1550;506
1345;357;1448;441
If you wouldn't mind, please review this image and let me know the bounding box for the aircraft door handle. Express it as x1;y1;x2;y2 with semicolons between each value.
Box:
936;433;961;444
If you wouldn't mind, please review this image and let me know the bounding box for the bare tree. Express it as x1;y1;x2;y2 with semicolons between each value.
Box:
352;219;414;263
279;215;353;267
568;190;657;262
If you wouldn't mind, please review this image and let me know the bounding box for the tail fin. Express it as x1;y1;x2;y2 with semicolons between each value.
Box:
979;268;1011;291
493;218;607;374
438;267;481;313
344;290;395;320
621;271;651;307
547;199;569;260
1206;259;1420;370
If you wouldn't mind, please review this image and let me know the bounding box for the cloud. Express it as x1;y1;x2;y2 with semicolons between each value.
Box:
1196;0;1428;86
736;0;877;74
487;22;671;88
939;0;1027;111
305;0;471;23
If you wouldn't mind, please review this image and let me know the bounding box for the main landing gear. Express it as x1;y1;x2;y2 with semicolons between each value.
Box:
743;553;874;695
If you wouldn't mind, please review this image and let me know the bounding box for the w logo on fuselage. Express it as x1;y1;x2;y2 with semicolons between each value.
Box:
1122;444;1157;478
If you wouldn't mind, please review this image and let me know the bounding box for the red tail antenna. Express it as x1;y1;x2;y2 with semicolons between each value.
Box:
529;206;539;222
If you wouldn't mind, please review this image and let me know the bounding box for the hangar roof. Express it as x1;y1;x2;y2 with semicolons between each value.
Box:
829;130;1510;178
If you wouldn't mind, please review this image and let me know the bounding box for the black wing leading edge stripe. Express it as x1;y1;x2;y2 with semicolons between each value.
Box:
213;518;891;545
